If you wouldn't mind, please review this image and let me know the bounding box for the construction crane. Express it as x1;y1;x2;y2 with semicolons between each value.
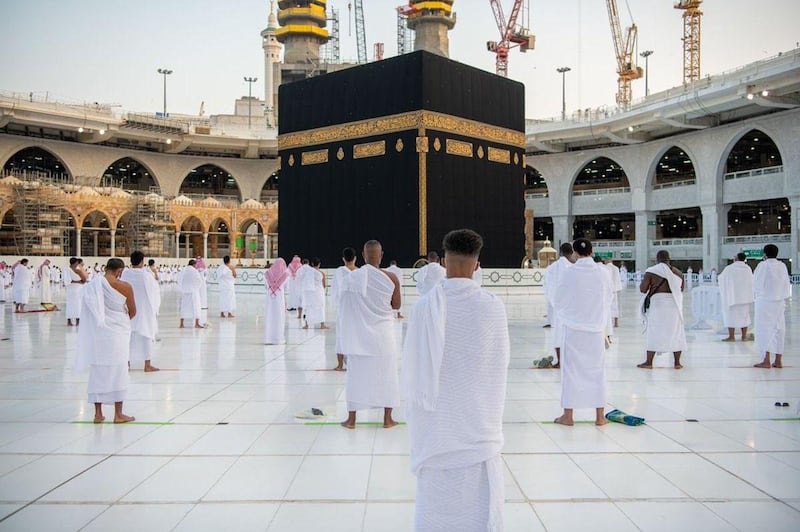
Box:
354;0;367;63
675;0;702;84
486;0;535;78
605;0;643;109
396;4;416;56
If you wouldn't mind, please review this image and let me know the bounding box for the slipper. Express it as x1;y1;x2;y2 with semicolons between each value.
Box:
294;408;326;419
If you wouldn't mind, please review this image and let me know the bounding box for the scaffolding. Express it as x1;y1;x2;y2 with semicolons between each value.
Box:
320;8;341;64
127;190;173;257
8;172;71;256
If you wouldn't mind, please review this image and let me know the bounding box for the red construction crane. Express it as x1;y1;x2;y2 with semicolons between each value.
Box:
486;0;535;77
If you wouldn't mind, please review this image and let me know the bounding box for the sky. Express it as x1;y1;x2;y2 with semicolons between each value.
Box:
1;0;798;119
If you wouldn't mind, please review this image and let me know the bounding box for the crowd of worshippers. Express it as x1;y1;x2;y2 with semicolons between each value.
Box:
2;233;791;531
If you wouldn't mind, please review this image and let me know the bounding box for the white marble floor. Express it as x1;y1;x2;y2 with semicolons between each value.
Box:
0;283;798;531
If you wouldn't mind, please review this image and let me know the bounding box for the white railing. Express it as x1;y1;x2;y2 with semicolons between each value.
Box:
524;191;549;199
723;234;791;244
593;240;636;248
572;186;630;197
723;165;783;180
651;238;704;246
653;178;696;190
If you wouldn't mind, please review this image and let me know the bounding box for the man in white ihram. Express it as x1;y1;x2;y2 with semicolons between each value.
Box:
403;229;509;532
543;242;574;368
416;251;446;295
718;252;754;342
338;240;401;430
752;244;791;369
120;250;160;372
179;259;204;329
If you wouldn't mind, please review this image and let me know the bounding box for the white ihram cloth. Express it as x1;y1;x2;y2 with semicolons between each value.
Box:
179;266;203;320
38;264;52;303
416;262;445;295
718;261;754;328
385;265;405;314
599;263;615;335
0;270;10;300
555;258;611;409
339;265;399;411
402;278;509;532
605;263;622;319
544;257;572;346
286;274;301;309
753;258;791;356
302;268;326;325
643;263;687;353
333;266;355;353
75;276;131;404
264;278;288;345
217;265;236;314
65;268;84;319
11;264;32;305
121;268;159;364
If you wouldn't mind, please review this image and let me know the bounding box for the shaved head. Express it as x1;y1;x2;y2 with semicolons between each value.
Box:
363;240;383;267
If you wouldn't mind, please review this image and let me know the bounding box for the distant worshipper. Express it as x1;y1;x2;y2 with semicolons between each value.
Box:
286;255;302;311
402;229;510;531
385;260;405;318
301;257;328;330
338;239;401;429
66;258;88;326
553;239;612;426
37;259;52;305
718;253;754;342
120;251;160;372
295;257;312;320
638;250;686;369
686;266;694;290
619;263;628;287
595;256;615;344
194;256;209;318
264;258;289;345
604;259;623;327
0;262;10;302
332;247;358;370
217;255;237;318
543;242;575;367
148;259;160;282
11;258;31;313
752;244;791;369
179;259;205;329
74;258;136;424
416;251;446;295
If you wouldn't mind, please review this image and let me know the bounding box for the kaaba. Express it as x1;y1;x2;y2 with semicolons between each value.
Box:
278;50;525;267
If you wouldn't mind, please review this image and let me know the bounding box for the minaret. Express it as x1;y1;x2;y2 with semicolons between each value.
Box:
275;0;330;65
261;0;282;127
406;0;456;58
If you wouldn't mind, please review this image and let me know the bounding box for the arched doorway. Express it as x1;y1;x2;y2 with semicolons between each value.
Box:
103;157;159;193
116;213;134;257
573;157;630;194
2;147;71;181
261;170;279;202
727;198;790;237
241;219;265;263
179;216;205;259
652;147;696;189
208;218;231;258
724;129;782;176
525;166;548;196
81;211;111;257
179;164;241;201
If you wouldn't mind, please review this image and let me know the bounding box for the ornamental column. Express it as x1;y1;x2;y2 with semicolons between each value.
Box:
110;229;116;257
203;232;209;259
634;211;656;271
551;215;573;249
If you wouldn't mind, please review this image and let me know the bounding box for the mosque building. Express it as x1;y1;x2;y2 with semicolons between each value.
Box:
0;1;798;274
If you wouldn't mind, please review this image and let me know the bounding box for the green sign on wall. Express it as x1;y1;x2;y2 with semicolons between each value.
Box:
743;249;764;259
620;251;633;259
594;251;613;259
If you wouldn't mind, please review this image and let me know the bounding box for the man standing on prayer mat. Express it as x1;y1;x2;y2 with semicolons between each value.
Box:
553;239;612;426
752;244;791;369
543;243;575;367
120;251;160;372
74;258;136;423
338;240;401;429
638;250;686;369
403;229;509;531
718;252;754;342
12;258;32;313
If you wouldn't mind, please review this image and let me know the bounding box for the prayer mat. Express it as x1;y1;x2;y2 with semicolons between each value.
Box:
605;409;645;426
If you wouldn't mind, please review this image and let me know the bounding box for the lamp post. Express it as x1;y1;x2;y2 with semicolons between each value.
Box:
243;76;258;128
556;66;571;121
640;50;653;96
157;68;173;117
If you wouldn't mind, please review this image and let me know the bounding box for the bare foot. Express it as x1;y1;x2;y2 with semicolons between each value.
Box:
228;313;235;318
333;367;346;372
772;362;783;368
179;324;185;329
384;420;399;429
595;418;609;426
753;361;771;368
553;415;573;426
114;414;135;423
674;364;684;370
340;421;355;429
302;324;309;329
144;366;160;372
194;324;205;329
552;363;560;369
722;337;736;342
320;324;329;330
220;313;226;318
637;363;653;369
93;415;105;424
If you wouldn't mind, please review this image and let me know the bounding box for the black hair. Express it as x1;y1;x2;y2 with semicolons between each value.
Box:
106;258;125;271
736;252;746;262
572;238;592;257
188;259;196;266
130;250;145;266
69;257;78;266
559;242;573;256
656;249;670;263
148;259;156;266
443;229;483;257
763;244;778;258
311;257;321;267
342;247;356;261
223;255;231;264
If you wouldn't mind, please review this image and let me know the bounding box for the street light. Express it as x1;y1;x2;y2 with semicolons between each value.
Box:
243;76;258;128
640;50;653;96
556;67;571;121
157;68;173;117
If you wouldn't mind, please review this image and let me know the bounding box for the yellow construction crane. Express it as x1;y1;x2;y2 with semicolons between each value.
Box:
605;0;642;109
675;0;702;84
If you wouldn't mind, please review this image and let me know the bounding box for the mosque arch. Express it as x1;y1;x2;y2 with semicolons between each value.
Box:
721;128;783;176
260;170;279;202
80;210;112;256
2;146;73;181
240;218;266;259
571;156;630;194
650;145;697;189
178;164;241;201
102;157;160;193
524;165;547;196
208;217;231;258
114;211;136;257
178;216;205;259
